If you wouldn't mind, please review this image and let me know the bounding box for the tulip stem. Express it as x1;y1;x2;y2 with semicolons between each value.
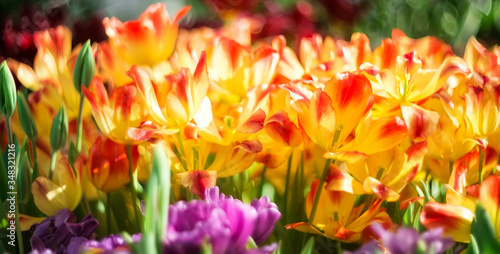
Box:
258;165;267;197
449;161;454;175
107;193;112;235
48;151;57;180
76;95;85;154
30;138;39;179
283;151;293;223
336;239;342;254
176;132;188;171
126;144;141;230
478;146;484;184
308;158;332;224
6;117;12;145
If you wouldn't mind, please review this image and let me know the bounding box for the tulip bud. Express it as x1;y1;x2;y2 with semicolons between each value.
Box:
87;136;138;193
17;92;38;140
0;61;17;118
73;40;95;93
50;107;68;152
17;150;31;207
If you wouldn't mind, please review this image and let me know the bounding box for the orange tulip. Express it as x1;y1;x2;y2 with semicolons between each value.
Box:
271;35;306;82
479;175;500;239
339;141;427;201
97;41;133;87
8;25;90;119
103;3;191;66
128;53;209;129
82;78;149;144
209;37;279;98
294;72;373;153
420;202;473;243
299;33;371;81
465;84;500;138
286;180;384;243
363;54;470;104
87;136;138;193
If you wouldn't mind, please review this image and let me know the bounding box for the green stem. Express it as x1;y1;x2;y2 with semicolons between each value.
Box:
48;151;57;180
126;144;141;229
308;158;332;224
106;193;112;235
336;239;342;254
15;192;24;254
30;138;39;179
283;151;293;223
449;161;454;175
231;175;241;199
176;132;188;171
478;146;484;184
81;193;92;215
6;116;12;145
258;166;267;198
76;95;85;154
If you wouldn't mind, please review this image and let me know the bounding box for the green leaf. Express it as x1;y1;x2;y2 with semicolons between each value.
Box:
466;234;479;254
140;144;171;254
109;190;140;233
0;61;17;118
403;202;415;227
473;204;500;253
300;237;315;254
68;141;78;166
16;92;38;140
50;107;68;152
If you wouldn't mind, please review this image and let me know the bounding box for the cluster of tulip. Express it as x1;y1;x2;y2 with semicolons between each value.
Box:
1;2;500;254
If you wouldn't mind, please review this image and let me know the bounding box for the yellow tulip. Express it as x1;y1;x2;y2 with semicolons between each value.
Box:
103;3;190;66
32;153;82;216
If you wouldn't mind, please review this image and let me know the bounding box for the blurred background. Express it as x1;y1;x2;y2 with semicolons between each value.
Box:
2;0;500;65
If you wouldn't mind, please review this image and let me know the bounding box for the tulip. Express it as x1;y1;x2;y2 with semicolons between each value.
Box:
9;26;88;119
479;175;500;240
295;72;373;153
87;136;138;193
465;84;500;138
32;153;82;216
286;180;384;243
30;209;98;254
127;53;208;129
103;3;191;66
50;107;68;153
209;37;279;98
420;202;474;243
73;40;95;93
0;61;17;119
82;78;149;144
16;92;38;141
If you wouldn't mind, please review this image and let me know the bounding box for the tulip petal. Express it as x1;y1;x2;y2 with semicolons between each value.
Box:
420;202;473;243
179;170;217;199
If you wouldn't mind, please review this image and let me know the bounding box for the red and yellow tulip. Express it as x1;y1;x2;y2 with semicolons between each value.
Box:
103;3;190;66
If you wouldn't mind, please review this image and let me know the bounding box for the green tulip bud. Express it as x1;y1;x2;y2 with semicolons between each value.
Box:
17;92;38;140
17;149;31;206
0;61;17;118
73;40;95;93
50;107;68;152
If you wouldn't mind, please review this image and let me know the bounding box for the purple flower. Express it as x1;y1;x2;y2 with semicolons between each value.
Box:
349;223;454;254
30;209;98;254
80;234;142;254
165;187;280;254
